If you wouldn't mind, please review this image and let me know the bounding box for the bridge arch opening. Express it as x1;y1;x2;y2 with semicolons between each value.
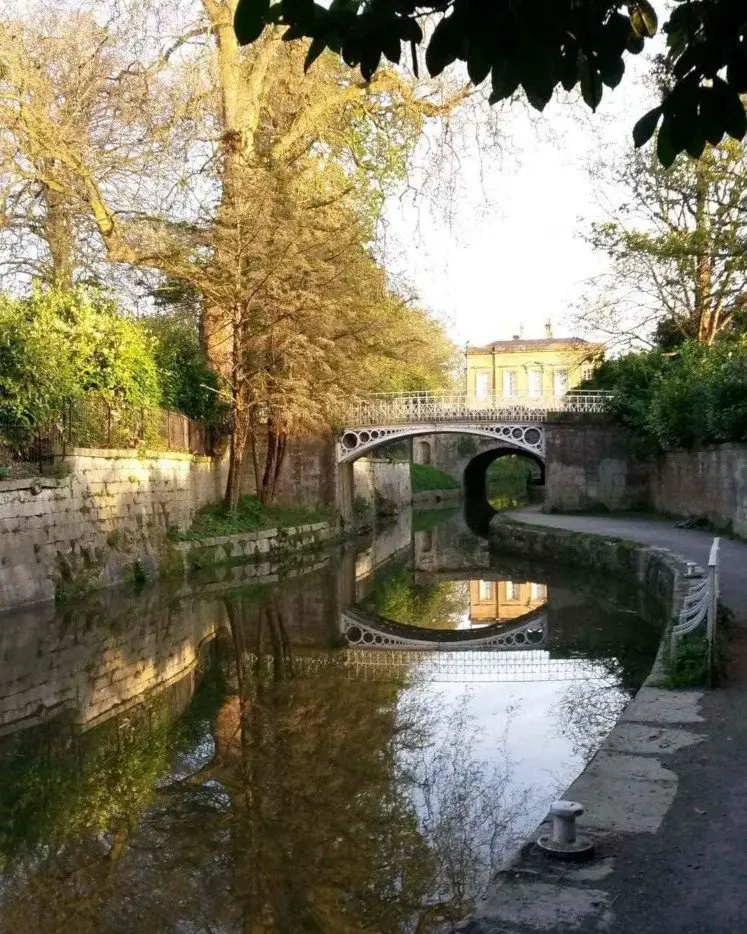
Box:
336;425;546;525
462;448;545;537
463;447;545;502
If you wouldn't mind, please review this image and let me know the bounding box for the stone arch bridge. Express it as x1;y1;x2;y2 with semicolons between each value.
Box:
335;390;646;518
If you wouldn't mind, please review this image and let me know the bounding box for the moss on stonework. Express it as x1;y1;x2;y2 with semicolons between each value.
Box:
158;543;185;579
54;550;102;603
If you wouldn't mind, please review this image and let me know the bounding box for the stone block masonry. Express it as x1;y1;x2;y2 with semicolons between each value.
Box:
0;448;227;612
544;419;650;512
352;458;412;512
650;443;747;536
169;521;335;574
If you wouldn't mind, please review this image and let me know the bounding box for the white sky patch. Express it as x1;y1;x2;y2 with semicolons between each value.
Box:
381;47;662;350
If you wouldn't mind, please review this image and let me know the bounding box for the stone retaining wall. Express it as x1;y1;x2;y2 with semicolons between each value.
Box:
650;443;747;536
544;419;650;512
489;517;686;619
353;458;412;512
0;449;227;612
169;521;335;573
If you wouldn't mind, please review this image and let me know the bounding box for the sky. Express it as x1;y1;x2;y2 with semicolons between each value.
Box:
381;53;659;351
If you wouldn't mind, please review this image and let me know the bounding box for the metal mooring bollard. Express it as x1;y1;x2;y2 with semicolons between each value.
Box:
537;800;594;859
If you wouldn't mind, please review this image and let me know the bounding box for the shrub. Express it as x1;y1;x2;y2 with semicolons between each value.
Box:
588;341;747;452
0;287;161;429
144;311;229;428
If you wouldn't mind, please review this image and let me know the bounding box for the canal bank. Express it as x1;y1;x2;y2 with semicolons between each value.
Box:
473;508;747;934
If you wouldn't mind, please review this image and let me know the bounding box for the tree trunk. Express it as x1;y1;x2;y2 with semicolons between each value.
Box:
224;386;249;512
694;156;715;345
258;421;288;505
41;176;76;287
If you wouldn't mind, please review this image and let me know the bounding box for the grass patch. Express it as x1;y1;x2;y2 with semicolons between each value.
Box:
410;463;460;493
175;494;333;541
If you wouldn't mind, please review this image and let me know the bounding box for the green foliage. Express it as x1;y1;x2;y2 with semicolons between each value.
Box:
176;495;332;540
412;506;460;532
234;0;747;165
663;631;716;688
144;311;229;428
588;342;747;451
0;287;161;430
363;563;466;630
0;663;227;869
410;463;460;493
486;456;539;510
584;138;747;345
353;494;371;518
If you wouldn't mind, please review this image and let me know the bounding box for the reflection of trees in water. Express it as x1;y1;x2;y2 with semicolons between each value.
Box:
552;678;629;764
362;564;469;630
0;652;227;933
0;597;533;933
400;692;533;926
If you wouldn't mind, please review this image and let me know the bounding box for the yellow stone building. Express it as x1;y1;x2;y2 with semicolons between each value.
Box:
465;326;604;399
469;579;547;624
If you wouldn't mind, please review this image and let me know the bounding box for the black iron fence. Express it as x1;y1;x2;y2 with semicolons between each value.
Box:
0;398;209;475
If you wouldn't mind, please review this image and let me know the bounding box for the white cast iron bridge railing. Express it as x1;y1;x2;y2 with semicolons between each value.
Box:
670;537;720;684
341;607;546;651
244;650;618;683
344;390;613;428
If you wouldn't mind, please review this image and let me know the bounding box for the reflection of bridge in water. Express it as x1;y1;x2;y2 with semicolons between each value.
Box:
246;649;617;684
341;606;547;650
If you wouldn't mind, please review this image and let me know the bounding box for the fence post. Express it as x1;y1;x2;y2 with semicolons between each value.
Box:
706;539;720;687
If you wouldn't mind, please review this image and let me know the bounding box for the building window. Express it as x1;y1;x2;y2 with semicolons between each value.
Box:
581;363;594;382
529;369;543;396
530;582;547;601
476;371;491;400
502;369;517;397
478;580;494;601
553;368;569;396
505;581;519;601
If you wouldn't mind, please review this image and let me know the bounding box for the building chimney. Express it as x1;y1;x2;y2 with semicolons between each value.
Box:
545;319;553;338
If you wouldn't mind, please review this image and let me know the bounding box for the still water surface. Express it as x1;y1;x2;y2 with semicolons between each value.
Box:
0;508;662;932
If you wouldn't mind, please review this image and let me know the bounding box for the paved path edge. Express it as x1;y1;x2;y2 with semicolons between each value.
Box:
470;513;709;934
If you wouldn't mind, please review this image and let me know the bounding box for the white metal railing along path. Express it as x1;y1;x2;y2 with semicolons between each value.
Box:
344;390;613;427
670;537;720;684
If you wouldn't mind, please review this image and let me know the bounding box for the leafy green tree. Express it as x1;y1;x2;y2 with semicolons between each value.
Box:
588;341;747;450
0;6;461;509
144;311;229;428
234;0;747;165
581;137;747;347
0;287;160;428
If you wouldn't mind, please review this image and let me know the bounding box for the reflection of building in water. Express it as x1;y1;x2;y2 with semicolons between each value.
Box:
469;580;547;624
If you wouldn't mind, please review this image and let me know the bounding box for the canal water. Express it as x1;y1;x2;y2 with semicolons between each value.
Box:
0;508;663;933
